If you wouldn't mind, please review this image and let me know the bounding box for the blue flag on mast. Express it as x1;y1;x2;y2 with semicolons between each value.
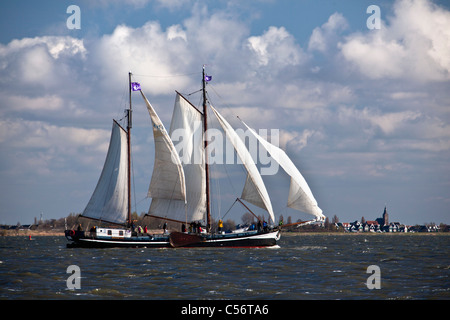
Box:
204;75;212;82
131;82;141;91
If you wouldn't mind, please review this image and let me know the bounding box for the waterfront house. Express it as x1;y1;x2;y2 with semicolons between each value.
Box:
364;221;380;232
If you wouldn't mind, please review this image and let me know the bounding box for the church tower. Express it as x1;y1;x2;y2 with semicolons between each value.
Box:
382;206;389;226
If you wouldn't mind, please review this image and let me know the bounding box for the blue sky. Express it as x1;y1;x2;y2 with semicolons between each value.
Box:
0;0;449;226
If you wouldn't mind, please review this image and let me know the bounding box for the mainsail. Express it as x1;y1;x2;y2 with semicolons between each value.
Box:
140;91;186;203
81;121;129;225
242;121;325;221
211;105;275;223
147;93;206;223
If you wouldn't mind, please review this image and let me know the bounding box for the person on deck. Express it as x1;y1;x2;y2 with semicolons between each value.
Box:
90;226;96;237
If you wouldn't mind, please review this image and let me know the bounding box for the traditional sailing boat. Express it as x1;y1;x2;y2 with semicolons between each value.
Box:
65;67;325;248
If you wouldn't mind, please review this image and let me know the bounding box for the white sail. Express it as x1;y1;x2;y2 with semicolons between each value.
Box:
148;93;206;222
140;91;186;203
242;121;325;221
211;106;275;223
82;121;129;225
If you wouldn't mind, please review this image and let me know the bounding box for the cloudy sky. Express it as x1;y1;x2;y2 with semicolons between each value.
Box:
0;0;449;226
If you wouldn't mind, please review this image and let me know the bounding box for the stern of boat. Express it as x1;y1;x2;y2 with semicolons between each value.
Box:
65;229;84;242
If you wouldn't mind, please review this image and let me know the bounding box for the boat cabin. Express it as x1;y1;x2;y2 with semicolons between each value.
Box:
96;228;132;238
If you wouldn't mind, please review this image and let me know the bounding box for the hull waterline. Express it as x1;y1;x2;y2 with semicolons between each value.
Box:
64;229;280;248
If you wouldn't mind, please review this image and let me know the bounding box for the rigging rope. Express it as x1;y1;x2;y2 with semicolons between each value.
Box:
132;72;201;78
222;198;238;220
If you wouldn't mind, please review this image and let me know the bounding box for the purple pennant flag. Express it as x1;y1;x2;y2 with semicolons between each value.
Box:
131;82;141;91
204;75;212;82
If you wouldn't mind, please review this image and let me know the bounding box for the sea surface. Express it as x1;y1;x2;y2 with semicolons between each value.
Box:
0;233;448;300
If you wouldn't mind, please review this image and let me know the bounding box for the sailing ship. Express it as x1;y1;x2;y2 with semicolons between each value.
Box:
65;67;325;248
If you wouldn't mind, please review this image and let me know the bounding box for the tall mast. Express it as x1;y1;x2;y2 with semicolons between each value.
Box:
127;72;132;227
202;66;212;232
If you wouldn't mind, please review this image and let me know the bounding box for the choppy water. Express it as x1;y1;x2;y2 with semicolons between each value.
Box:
0;234;448;300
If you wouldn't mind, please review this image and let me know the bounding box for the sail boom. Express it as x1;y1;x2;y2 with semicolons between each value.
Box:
236;198;263;224
175;91;203;115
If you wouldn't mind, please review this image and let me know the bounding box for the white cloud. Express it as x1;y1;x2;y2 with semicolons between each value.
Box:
0;36;86;59
389;91;428;100
0;35;88;96
0;119;108;152
326;106;450;154
91;22;193;94
154;0;193;10
279;129;316;151
248;26;307;68
390;0;450;73
182;5;250;69
362;108;422;135
0;118;110;176
90;5;251;95
83;0;152;9
2;95;64;113
339;32;408;79
167;25;187;41
339;0;450;81
281;81;354;109
308;12;348;52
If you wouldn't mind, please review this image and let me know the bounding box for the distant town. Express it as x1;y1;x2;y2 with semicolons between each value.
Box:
308;206;449;233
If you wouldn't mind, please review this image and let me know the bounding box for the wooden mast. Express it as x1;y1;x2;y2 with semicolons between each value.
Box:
127;72;132;227
202;66;212;232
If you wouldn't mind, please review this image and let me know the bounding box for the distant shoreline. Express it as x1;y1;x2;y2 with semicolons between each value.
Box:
0;229;64;237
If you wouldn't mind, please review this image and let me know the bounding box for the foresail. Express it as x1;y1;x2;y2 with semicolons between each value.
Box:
140;91;186;203
82;121;129;225
148;93;206;223
242;121;325;221
211;106;275;223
